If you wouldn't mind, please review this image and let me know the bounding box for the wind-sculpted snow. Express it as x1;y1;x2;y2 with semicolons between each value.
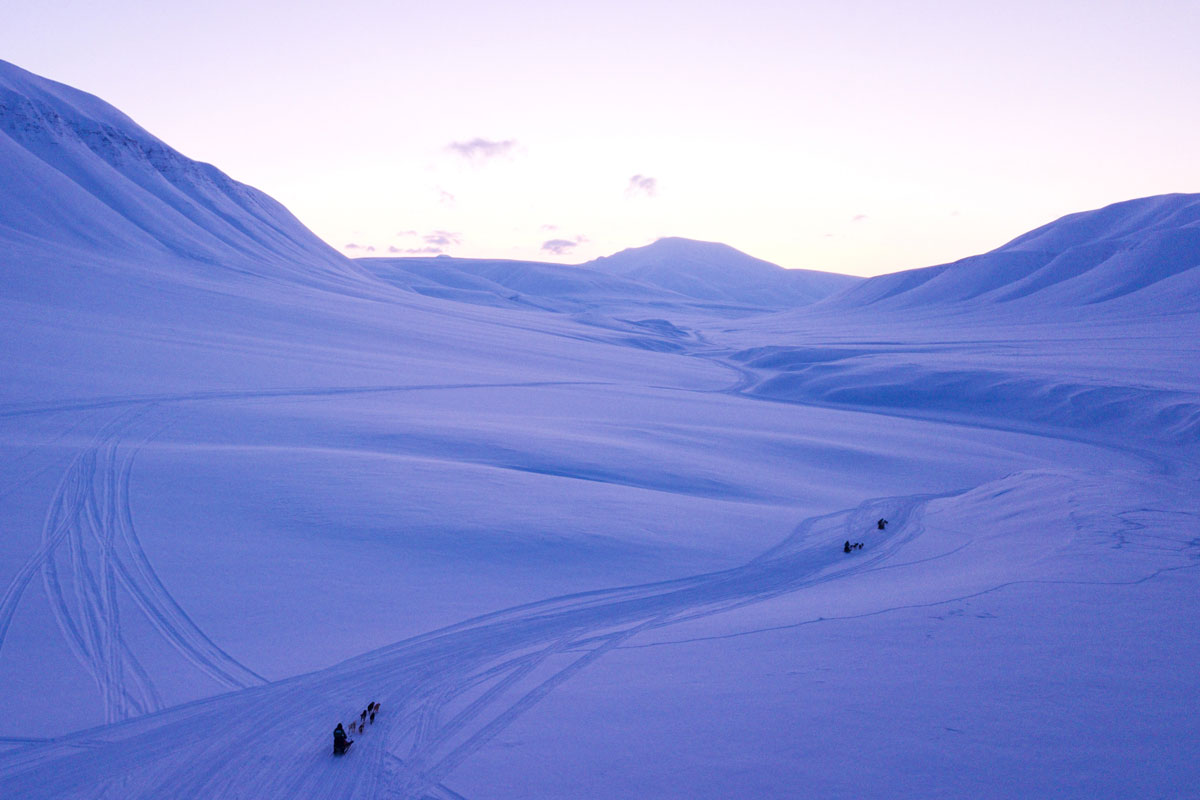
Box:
1;61;1198;799
730;341;1200;448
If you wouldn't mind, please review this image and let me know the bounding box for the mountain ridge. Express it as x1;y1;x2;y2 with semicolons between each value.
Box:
813;193;1200;315
0;58;365;291
582;236;859;307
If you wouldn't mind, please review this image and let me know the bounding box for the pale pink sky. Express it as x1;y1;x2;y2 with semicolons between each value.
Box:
4;0;1198;275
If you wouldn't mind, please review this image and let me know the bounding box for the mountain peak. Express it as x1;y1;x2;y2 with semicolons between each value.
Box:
583;238;857;307
593;237;771;271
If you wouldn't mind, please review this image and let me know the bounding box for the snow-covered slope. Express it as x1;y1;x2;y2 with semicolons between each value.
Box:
360;255;692;313
1;62;1197;800
820;193;1200;314
0;59;365;290
583;237;859;307
730;195;1200;451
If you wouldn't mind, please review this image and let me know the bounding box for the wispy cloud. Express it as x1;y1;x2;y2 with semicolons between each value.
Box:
424;230;461;247
447;138;518;163
541;235;588;256
390;245;444;255
438;189;457;206
625;174;658;198
344;243;376;253
851;214;868;223
384;230;462;255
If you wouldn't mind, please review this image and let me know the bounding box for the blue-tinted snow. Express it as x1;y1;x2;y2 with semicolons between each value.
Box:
0;59;1197;799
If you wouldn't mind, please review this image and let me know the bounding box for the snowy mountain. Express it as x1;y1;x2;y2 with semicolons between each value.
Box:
364;241;858;314
821;193;1200;313
724;194;1200;450
0;59;365;291
582;237;859;307
1;61;1197;800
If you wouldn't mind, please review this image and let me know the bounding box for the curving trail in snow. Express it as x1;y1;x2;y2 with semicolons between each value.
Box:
0;469;934;798
1;348;1197;798
0;358;951;797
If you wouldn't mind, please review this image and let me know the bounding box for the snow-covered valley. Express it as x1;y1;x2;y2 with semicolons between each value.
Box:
1;59;1197;799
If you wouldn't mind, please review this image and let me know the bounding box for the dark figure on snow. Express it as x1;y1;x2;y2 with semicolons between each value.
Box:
333;723;353;755
844;541;851;553
856;542;863;549
360;708;368;725
370;702;377;724
877;519;888;530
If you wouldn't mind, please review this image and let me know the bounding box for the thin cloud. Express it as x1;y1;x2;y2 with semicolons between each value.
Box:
424;230;461;247
541;235;588;256
447;138;517;163
438;189;457;206
626;174;658;198
851;214;868;223
390;245;444;255
388;230;462;251
344;243;376;253
540;223;559;232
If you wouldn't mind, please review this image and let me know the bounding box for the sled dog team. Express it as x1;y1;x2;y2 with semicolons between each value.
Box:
333;701;380;755
843;518;888;554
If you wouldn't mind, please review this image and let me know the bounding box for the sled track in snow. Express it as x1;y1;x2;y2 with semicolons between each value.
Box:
0;405;265;727
0;456;935;798
0;376;950;798
0;378;627;723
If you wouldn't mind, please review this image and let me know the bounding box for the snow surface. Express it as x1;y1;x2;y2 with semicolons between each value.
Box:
1;59;1198;799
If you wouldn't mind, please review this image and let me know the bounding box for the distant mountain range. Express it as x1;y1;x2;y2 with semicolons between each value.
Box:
2;57;1197;317
362;240;859;313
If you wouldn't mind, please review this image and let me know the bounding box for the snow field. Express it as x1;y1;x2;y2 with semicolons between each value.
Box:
1;58;1198;799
